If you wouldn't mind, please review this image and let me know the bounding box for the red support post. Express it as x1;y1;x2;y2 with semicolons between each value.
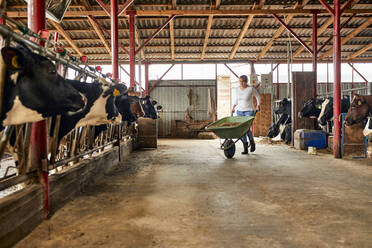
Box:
120;65;145;91
95;0;111;16
317;14;355;54
118;0;134;16
348;62;369;84
145;62;149;95
312;12;318;98
277;64;279;99
135;15;176;55
128;11;136;88
341;0;355;14
272;14;313;54
88;15;129;55
111;0;118;81
333;0;342;158
224;63;239;79
317;0;335;16
148;64;175;93
28;0;49;218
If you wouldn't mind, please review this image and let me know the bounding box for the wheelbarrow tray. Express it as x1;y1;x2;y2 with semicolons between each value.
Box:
205;116;255;139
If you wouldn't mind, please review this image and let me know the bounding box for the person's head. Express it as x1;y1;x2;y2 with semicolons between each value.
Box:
239;75;248;87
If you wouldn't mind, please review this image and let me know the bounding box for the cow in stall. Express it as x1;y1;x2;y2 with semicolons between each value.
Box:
267;98;292;144
49;79;128;150
93;95;161;141
298;98;325;119
318;96;350;129
345;94;372;137
0;45;86;130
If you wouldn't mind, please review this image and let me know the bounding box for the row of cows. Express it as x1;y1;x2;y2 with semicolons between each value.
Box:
268;94;372;143
1;44;160;166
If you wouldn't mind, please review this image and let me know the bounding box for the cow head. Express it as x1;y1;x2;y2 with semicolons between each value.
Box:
274;98;291;115
140;96;158;119
299;98;323;118
115;93;137;123
127;96;145;118
345;94;370;126
1;46;85;127
318;97;333;126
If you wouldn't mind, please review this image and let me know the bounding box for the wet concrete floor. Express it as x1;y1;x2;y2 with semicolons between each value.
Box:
15;139;372;248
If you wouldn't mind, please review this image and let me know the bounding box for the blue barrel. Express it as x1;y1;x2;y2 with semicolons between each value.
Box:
294;129;328;150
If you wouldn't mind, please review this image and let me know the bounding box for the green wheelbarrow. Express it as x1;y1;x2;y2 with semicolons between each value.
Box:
205;115;255;159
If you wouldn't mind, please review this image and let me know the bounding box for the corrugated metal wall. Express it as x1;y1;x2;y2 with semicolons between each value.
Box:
149;80;216;137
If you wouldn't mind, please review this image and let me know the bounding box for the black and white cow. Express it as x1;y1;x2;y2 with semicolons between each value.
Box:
363;117;372;137
51;79;127;143
318;96;350;127
269;98;292;143
298;98;325;118
0;46;85;130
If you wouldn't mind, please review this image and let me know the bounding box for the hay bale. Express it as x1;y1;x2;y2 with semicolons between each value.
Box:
197;132;217;139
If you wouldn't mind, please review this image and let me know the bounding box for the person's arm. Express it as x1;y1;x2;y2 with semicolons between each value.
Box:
232;88;238;113
252;87;261;111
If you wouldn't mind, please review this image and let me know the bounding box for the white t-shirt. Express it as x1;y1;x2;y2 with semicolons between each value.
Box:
234;86;260;112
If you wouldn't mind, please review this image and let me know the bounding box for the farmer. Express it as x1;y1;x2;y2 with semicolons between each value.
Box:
232;75;260;154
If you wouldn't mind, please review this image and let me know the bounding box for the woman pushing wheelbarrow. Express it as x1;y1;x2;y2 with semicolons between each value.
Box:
206;75;261;159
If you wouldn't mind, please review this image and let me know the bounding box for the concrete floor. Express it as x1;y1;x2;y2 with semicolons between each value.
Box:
15;139;372;248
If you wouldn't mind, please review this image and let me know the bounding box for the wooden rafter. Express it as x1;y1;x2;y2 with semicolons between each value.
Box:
292;18;333;58
229;3;257;60
348;43;372;60
87;15;111;56
258;0;265;9
293;0;361;59
134;27;145;60
49;20;84;57
320;17;372;59
201;15;213;60
7;9;372;18
256;1;302;61
169;0;177;60
81;0;92;11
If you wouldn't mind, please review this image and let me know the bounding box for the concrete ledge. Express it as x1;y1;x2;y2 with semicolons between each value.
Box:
0;138;135;248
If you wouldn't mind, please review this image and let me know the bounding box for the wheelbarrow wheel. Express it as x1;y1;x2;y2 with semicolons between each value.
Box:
223;140;236;159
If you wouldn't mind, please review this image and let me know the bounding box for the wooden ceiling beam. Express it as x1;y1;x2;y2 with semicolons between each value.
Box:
348;43;372;60
169;0;177;60
7;9;372;18
256;1;305;61
201;15;213;60
229;2;258;60
87;15;112;56
48;20;84;57
320;17;372;59
292;0;361;58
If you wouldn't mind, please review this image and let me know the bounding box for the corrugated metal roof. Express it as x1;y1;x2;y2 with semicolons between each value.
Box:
5;0;372;63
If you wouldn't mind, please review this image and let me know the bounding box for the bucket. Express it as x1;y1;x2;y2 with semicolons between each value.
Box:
308;146;317;155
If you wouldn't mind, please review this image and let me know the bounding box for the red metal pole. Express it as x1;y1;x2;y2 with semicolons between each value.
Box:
333;0;341;158
272;14;313;54
128;11;136;88
95;0;111;16
28;0;49;218
224;63;239;79
148;64;175;93
312;12;318;98
348;62;369;84
117;0;134;17
145;62;149;95
111;0;118;81
317;0;335;16
277;64;279;99
135;15;176;55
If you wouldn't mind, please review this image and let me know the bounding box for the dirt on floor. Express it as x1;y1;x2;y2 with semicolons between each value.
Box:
15;139;372;248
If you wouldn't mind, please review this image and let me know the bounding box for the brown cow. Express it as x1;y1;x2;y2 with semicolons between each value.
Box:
345;94;372;126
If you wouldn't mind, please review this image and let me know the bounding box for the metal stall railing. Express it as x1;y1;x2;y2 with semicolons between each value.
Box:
0;20;134;196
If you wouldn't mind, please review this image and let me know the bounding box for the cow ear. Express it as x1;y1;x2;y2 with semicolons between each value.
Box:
1;47;24;71
152;100;157;105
